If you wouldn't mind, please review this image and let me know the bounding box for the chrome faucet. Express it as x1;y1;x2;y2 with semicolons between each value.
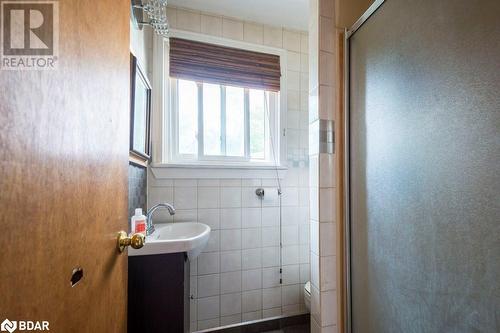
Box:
145;203;176;236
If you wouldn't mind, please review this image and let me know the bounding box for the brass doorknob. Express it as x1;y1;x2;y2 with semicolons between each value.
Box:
117;231;145;253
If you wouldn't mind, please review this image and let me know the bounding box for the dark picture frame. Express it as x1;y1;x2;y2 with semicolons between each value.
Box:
130;53;152;162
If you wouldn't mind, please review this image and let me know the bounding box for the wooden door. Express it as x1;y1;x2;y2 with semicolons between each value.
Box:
0;0;130;332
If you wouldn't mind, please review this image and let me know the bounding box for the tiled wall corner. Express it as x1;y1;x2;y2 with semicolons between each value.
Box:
309;0;340;332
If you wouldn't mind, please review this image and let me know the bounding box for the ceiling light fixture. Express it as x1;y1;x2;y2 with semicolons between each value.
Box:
131;0;169;36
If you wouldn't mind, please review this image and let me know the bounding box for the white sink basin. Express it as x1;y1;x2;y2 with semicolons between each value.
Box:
128;222;211;259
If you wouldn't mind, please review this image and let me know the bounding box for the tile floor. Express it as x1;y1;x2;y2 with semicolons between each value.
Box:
262;324;310;333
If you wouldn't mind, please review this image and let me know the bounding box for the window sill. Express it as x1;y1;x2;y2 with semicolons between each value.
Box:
150;163;287;179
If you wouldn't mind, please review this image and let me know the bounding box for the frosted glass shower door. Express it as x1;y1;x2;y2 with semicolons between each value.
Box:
347;0;500;332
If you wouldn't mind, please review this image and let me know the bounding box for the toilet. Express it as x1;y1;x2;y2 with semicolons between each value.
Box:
304;281;311;311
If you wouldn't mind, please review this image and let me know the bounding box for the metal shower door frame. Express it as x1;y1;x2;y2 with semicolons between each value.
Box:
343;1;385;332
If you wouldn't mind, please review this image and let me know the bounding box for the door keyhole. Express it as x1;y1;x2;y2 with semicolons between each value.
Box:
70;267;83;287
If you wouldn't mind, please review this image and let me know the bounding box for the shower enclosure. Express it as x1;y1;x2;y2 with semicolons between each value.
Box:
345;0;500;332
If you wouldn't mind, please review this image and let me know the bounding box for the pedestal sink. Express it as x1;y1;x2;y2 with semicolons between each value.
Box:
128;222;210;259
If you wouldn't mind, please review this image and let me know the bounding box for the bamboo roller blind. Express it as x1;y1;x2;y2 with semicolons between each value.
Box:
169;38;281;91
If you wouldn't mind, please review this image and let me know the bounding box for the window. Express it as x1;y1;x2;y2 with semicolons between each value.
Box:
165;36;285;168
170;78;280;164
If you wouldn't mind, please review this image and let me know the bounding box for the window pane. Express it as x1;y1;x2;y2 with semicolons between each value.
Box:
203;83;222;155
178;79;198;155
225;86;245;157
249;89;266;159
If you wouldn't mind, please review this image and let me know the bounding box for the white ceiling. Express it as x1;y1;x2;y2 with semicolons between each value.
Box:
168;0;309;31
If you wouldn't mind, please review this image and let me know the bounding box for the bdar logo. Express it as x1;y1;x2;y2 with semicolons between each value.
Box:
0;319;49;332
0;319;17;333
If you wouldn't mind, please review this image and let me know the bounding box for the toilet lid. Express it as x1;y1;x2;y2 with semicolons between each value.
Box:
305;281;311;295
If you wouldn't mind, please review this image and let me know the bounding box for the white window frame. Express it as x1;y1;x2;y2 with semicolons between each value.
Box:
170;79;279;164
150;30;288;178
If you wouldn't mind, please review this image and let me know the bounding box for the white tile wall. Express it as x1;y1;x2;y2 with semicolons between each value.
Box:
242;290;262;312
242;248;261;270
204;230;220;252
242;229;261;249
221;271;242;294
221;293;242;316
242;310;262;321
177;8;201;32
262;207;280;226
201;14;222;36
197;318;219;331
244;23;264;44
283;30;302;52
198;252;220;275
220;229;242;251
282;284;301;305
198;296;220;320
263;307;282;318
263;26;283;48
220;251;242;272
198;209;219;229
262;287;282;309
282;246;300;265
260;248;278;268
282;265;300;285
222;18;244;40
242;208;261;228
198;274;220;298
174;187;197;209
198;187;220;208
262;227;280;247
320;255;336;291
220;187;242;208
220;229;241;251
309;0;341;330
150;176;310;331
262;267;281;288
220;208;241;229
221;314;241;326
242;269;262;291
151;7;310;331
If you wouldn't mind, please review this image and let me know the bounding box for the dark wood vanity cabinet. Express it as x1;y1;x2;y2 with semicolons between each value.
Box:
128;253;190;333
